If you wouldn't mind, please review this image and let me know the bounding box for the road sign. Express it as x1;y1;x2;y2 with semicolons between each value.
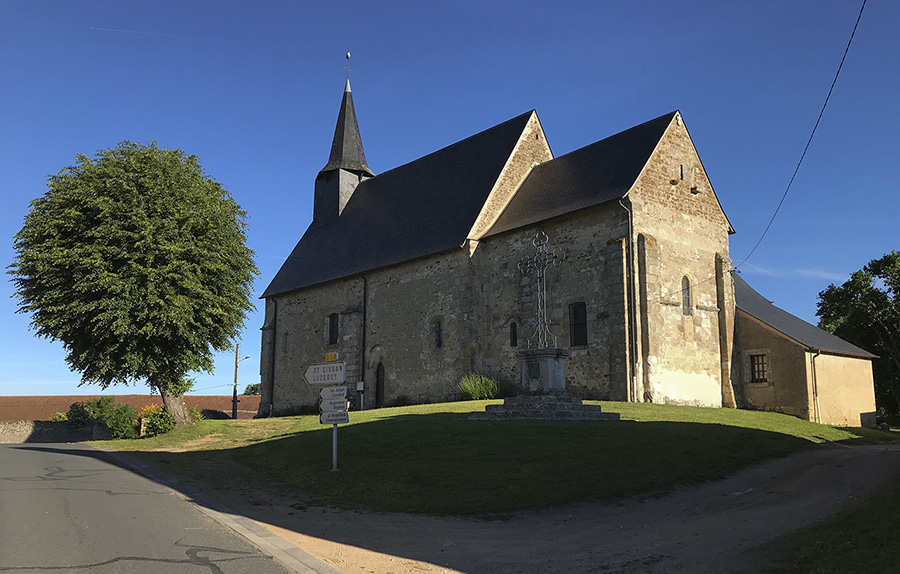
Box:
304;361;346;385
320;386;347;400
325;352;339;362
320;397;349;412
320;411;349;425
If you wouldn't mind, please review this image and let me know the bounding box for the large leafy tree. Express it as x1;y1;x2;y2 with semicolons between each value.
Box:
817;252;900;416
10;142;258;424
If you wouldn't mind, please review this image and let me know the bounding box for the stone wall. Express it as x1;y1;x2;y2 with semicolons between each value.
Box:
473;206;630;400
0;420;112;443
629;112;732;407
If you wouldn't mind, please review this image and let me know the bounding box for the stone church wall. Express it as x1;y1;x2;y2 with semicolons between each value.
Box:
629;114;732;407
474;205;630;401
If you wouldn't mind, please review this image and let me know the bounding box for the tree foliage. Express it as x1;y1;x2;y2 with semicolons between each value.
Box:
10;142;258;423
817;252;900;416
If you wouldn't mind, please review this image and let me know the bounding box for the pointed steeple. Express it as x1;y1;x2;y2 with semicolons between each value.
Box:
320;79;373;176
313;77;375;224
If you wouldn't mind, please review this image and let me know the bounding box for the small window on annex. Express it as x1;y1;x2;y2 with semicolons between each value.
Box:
327;313;339;345
681;276;692;316
433;320;443;350
569;302;588;347
750;354;769;383
509;322;518;348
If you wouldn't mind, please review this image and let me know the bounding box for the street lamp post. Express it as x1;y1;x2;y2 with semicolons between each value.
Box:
233;344;251;419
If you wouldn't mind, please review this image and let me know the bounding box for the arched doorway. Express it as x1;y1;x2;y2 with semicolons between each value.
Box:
375;362;385;408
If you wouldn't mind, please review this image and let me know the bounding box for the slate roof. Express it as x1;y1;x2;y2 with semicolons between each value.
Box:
320;79;373;176
734;274;876;359
262;111;534;297
486;111;677;237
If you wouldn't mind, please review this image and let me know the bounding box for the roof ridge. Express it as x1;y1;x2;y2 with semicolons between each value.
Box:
371;110;535;179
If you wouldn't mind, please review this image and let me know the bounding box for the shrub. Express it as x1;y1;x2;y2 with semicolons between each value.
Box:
136;404;177;437
66;397;138;438
458;373;515;400
66;401;93;428
50;412;68;422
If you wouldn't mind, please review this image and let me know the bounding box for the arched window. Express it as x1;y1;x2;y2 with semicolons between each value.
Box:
569;302;588;346
509;322;518;347
433;320;443;350
327;313;339;345
682;276;692;316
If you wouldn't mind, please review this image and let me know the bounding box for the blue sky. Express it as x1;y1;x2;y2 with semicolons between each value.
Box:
1;0;897;397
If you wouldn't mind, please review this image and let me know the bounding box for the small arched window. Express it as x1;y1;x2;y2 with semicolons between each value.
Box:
327;313;339;345
434;320;443;350
682;276;692;316
509;322;518;347
569;302;588;346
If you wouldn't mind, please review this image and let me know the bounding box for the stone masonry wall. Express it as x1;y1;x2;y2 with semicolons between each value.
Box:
473;206;630;400
468;112;553;240
629;113;732;407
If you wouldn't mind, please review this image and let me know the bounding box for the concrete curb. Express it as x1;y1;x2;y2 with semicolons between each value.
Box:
95;447;342;574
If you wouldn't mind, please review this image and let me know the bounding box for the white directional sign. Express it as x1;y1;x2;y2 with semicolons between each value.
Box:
304;362;346;385
320;386;347;400
320;411;350;425
320;397;349;412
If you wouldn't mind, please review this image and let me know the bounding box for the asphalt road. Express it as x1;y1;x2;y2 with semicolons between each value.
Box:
0;443;304;574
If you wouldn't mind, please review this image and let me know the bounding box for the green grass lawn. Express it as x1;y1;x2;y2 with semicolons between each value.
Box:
96;400;897;516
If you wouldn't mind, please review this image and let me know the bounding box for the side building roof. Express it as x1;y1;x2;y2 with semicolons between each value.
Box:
262;111;534;298
734;274;876;359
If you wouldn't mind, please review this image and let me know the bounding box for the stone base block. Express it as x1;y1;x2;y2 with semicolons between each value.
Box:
469;394;621;422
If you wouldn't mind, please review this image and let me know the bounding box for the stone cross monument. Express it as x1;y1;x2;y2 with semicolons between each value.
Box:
515;231;570;395
517;230;563;348
470;230;619;421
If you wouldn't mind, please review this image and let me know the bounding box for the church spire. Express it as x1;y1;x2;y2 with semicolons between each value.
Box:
313;70;374;224
320;78;373;176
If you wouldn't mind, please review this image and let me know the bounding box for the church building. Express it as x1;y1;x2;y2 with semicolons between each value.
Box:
258;79;876;427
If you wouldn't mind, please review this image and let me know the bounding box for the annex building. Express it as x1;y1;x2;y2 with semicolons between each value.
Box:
258;79;876;427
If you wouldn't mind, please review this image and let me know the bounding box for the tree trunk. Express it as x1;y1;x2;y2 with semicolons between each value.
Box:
157;385;194;426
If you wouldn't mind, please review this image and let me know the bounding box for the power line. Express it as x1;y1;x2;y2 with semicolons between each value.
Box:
735;0;867;270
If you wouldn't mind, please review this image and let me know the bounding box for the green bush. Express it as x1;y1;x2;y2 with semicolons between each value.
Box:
66;397;139;438
458;373;515;400
66;402;93;428
136;404;177;437
50;411;68;422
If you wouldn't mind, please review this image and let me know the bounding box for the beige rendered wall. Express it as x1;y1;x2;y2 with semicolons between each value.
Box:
810;353;876;427
629;113;732;407
734;311;812;419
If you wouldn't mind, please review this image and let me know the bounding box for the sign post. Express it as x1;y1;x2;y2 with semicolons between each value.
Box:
305;359;348;471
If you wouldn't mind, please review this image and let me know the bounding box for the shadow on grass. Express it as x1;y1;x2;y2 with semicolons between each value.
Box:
13;412;897;574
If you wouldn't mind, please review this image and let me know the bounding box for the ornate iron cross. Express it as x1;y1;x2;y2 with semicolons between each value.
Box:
518;231;564;348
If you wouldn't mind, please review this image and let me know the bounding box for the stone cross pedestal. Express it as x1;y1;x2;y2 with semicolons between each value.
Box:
517;347;570;395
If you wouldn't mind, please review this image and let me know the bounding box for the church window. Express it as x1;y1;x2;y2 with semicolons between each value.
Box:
750;354;769;383
682;276;692;316
434;321;443;350
510;322;518;347
327;313;339;345
569;302;588;347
